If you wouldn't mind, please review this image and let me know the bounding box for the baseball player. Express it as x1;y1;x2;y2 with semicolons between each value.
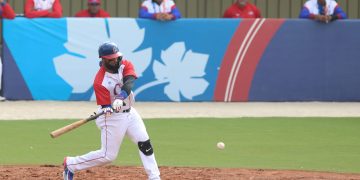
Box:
24;0;62;18
63;42;161;180
299;0;347;22
139;0;181;21
223;0;262;18
0;0;16;19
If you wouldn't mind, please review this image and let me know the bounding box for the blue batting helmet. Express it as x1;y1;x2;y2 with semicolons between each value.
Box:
98;42;122;59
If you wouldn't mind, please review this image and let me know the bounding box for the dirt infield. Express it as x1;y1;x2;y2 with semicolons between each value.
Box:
1;165;360;180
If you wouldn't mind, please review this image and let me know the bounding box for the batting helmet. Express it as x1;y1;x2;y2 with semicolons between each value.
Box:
98;42;123;59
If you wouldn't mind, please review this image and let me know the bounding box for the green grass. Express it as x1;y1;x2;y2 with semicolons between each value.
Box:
1;118;360;173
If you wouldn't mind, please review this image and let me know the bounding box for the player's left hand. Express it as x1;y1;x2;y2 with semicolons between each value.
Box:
102;106;114;117
113;90;128;112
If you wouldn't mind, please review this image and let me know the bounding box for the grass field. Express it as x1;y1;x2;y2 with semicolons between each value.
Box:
1;118;360;173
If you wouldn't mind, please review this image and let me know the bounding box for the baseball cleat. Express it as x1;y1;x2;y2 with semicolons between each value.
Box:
63;157;74;180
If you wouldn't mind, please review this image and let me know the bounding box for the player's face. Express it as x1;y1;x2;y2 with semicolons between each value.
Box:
103;57;119;73
237;0;247;6
88;3;100;14
153;0;163;5
318;0;326;6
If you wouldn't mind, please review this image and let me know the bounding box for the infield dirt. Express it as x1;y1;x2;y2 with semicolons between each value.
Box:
1;165;360;180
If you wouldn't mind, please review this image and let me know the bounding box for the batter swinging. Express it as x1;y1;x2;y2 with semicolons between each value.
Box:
63;42;161;180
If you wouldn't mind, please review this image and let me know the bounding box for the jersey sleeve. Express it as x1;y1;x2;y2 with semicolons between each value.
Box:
223;6;232;18
94;83;111;105
94;67;111;105
47;0;62;18
1;3;16;19
74;10;86;17
139;5;156;19
254;5;261;18
100;9;111;17
170;5;181;19
123;60;138;79
24;0;50;18
299;6;313;19
333;5;347;19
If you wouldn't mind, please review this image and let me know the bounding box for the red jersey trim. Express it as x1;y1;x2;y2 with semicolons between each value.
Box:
94;67;111;105
122;60;138;79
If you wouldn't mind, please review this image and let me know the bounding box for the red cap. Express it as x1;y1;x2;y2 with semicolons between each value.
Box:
88;0;101;4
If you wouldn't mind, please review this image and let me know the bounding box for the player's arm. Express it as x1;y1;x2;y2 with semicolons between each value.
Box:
299;6;313;19
1;1;16;19
116;60;137;100
223;8;232;18
47;0;62;18
100;10;111;18
113;61;137;111
254;6;262;18
24;0;50;18
169;5;181;20
331;5;347;20
139;6;157;19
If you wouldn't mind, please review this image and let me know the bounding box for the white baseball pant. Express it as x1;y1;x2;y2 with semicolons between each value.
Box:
65;107;160;180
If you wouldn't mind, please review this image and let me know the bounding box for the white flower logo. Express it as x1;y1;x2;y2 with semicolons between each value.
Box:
134;42;209;101
53;18;151;99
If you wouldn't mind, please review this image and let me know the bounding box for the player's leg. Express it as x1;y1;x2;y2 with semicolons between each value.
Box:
126;108;161;180
65;113;128;172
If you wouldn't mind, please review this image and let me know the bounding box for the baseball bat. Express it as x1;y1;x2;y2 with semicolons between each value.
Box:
50;111;104;138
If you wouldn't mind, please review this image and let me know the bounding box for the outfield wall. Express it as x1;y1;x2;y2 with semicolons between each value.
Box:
3;18;360;102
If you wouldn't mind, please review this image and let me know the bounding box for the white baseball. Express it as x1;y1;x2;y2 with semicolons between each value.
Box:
217;142;225;150
112;99;123;109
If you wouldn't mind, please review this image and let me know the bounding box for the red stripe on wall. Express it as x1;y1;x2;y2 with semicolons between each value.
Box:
213;19;256;101
231;19;285;101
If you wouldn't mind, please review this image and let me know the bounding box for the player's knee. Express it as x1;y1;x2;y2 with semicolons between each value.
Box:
138;139;153;156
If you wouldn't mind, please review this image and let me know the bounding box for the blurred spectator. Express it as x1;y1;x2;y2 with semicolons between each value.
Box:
139;0;181;21
223;0;261;18
0;57;4;101
75;0;110;18
0;0;16;19
299;0;347;23
24;0;62;18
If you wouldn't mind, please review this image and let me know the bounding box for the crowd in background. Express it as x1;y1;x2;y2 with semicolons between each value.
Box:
0;0;348;22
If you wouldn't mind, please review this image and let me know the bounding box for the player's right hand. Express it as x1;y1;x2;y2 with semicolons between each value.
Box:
112;99;123;112
102;105;113;117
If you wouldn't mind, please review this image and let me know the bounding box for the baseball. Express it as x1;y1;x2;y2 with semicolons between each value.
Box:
112;99;123;107
217;142;225;150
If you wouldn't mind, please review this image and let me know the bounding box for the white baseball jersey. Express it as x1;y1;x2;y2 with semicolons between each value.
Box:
141;0;176;13
94;60;136;111
304;0;337;15
33;0;55;11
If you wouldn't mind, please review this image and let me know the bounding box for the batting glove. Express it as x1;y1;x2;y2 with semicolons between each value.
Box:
112;99;124;112
102;105;113;117
113;90;128;112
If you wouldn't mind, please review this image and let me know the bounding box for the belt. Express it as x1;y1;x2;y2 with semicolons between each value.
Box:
121;107;131;113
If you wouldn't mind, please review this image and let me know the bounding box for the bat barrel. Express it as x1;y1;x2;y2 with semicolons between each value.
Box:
50;111;104;138
50;119;88;138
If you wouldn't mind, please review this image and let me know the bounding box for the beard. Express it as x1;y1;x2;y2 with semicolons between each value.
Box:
103;60;120;73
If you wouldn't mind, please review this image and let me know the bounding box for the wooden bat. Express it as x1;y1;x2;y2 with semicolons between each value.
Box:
50;111;104;138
